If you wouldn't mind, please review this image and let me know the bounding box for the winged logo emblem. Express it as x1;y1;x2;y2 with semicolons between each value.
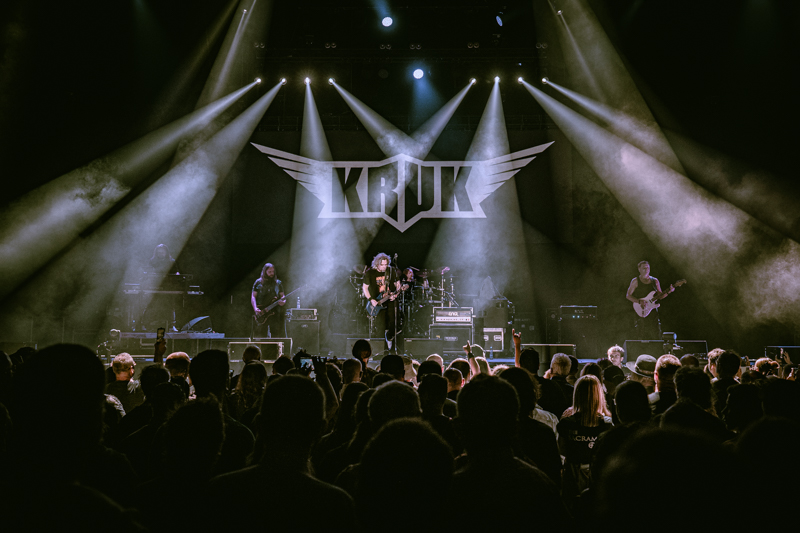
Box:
252;142;553;232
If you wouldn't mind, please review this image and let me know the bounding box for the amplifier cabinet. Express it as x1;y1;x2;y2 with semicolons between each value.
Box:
433;307;473;324
289;308;318;321
430;325;473;352
288;320;320;354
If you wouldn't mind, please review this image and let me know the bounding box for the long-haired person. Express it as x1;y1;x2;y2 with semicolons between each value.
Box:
557;374;613;504
362;253;403;353
251;263;286;338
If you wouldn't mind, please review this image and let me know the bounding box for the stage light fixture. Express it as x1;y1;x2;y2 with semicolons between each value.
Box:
413;69;424;79
328;78;335;85
557;10;563;15
255;77;262;84
518;77;523;83
382;17;393;27
496;14;503;26
470;78;477;85
494;76;500;82
304;77;310;85
280;78;287;85
541;77;549;84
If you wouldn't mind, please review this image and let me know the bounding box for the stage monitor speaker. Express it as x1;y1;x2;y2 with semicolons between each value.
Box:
345;338;387;358
520;343;576;377
405;338;443;358
623;340;666;365
288;320;320;355
228;339;292;362
673;340;709;358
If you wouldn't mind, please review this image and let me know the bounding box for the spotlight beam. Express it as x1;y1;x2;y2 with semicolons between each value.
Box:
142;0;240;131
3;81;284;330
331;82;425;159
546;79;684;173
300;83;332;162
0;81;258;299
285;83;361;301
521;79;800;331
410;81;474;152
329;81;472;254
426;80;535;304
196;0;269;108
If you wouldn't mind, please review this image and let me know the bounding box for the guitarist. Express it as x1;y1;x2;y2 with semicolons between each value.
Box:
626;261;674;340
251;262;287;338
362;253;402;353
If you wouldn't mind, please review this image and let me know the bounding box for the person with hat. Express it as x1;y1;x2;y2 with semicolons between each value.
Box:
626;354;657;394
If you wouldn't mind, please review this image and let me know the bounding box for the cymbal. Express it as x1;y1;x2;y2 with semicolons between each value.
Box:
352;265;367;274
408;266;420;271
417;269;430;278
432;266;450;275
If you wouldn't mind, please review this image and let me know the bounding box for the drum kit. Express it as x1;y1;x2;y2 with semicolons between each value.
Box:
347;264;459;337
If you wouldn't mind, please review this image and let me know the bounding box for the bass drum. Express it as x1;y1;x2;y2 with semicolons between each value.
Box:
412;286;432;306
408;303;433;337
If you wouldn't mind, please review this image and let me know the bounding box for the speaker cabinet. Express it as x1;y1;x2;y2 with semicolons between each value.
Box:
558;307;599;360
404;338;443;358
228;340;293;362
623;340;666;364
430;325;472;353
288;321;320;355
345;338;386;358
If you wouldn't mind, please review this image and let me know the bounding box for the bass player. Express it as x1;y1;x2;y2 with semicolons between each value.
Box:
252;262;287;338
626;260;675;340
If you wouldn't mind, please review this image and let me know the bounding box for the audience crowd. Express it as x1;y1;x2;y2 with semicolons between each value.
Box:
0;333;798;530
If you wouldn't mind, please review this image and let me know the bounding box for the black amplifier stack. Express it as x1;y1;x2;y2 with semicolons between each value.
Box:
558;305;599;360
287;308;320;354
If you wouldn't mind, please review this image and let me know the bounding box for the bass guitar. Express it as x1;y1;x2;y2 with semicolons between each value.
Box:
365;284;409;317
255;285;306;325
633;279;686;318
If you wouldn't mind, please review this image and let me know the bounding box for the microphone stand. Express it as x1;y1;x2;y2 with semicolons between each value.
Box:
391;253;399;355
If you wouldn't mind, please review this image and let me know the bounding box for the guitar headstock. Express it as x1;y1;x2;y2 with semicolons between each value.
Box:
674;279;687;288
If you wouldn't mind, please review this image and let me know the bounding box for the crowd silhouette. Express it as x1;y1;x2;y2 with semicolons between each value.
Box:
0;336;798;530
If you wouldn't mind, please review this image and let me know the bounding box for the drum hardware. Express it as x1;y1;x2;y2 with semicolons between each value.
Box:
344;264;460;338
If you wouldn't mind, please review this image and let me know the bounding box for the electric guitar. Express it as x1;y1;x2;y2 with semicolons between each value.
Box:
365;284;409;317
255;285;306;325
633;279;686;318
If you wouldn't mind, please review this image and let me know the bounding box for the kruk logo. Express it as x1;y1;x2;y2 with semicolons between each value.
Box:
251;142;553;232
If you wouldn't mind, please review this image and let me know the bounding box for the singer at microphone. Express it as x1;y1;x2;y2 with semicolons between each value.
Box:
362;252;404;354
